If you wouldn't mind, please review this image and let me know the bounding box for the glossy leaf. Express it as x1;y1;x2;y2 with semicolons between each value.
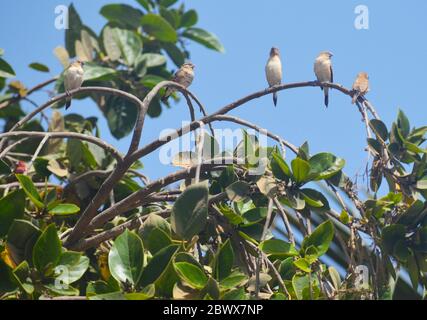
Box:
108;229;144;285
100;4;143;29
171;182;208;240
141;13;177;42
48;203;80;216
183;28;224;53
174;262;208;289
0;190;25;236
213;239;234;281
15;174;44;209
0;58;15;78
29;62;49;73
291;157;310;183
301;220;334;258
32;224;62;274
55;251;89;285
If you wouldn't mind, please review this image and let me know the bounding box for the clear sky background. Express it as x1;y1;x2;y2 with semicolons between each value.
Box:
1;0;427;185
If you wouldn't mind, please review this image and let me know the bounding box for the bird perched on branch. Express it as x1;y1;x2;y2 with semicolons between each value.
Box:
64;60;85;110
352;72;369;104
314;51;333;107
162;62;195;102
265;47;283;107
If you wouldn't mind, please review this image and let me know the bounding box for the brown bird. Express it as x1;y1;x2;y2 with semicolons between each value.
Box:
64;60;84;109
352;72;369;104
314;51;333;107
162;62;195;102
265;47;283;106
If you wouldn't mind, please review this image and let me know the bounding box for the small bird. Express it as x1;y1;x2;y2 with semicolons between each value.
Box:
64;60;84;110
265;47;283;107
162;62;195;102
314;51;334;107
352;72;369;104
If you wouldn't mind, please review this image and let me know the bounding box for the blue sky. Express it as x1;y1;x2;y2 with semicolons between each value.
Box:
1;0;427;184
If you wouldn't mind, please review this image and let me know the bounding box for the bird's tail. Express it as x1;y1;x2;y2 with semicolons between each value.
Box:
65;97;72;110
324;87;329;108
352;92;359;104
273;92;278;107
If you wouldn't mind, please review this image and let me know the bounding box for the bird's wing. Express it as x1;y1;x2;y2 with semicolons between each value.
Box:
330;65;334;83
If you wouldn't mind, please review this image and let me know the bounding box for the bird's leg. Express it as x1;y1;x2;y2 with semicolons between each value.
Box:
65;90;71;97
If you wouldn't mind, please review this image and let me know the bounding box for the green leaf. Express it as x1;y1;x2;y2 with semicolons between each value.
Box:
141;13;177;42
145;227;172;254
83;62;116;81
171;182;208;240
174;262;208;289
0;58;15;78
110;28;143;66
0;190;25;236
138;53;167;68
271;151;291;181
29;62;50;73
293;258;312;272
397;109;410;138
301;220;334;258
66;139;83;171
55;251;89;285
226;181;250;202
328;266;341;290
89;292;126;300
15;174;44;209
242;207;267;225
159;0;179;7
181;10;198;28
141;74;166;88
105;95;138;139
6;220;41;265
220;272;248;290
108;229;144;285
300;188;330;209
65;4;83;57
48;203;80;216
136;0;152;11
370;119;388;141
12;261;34;295
215;204;244;226
32;224;62;274
100;4;143;29
125;285;155;300
381;224;406;254
183;28;225;53
221;287;247;300
292;274;319;300
213;239;234;281
291;157;310;183
102;26;121;61
259;239;298;259
162;43;185;67
139;244;179;287
308;153;345;181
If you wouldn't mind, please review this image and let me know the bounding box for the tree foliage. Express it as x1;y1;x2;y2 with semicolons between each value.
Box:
0;1;426;301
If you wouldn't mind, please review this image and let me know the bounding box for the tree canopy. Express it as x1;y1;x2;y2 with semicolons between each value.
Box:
0;1;426;301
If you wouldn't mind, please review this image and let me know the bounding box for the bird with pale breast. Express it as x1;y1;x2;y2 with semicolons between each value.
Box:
162;62;195;102
314;51;334;108
265;47;283;107
64;60;85;110
352;72;369;104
